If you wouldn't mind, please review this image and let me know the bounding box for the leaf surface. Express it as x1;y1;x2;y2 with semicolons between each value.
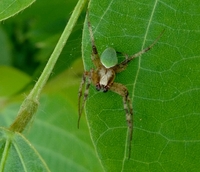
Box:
82;0;200;171
0;0;35;21
0;127;50;171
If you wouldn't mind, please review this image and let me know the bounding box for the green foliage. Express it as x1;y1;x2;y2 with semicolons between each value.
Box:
0;0;103;171
0;0;200;171
0;0;83;76
0;127;50;171
82;0;200;171
0;58;103;171
0;0;35;21
0;66;31;96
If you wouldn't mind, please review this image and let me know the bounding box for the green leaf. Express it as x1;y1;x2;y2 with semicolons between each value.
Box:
82;0;200;171
0;127;50;171
0;0;35;21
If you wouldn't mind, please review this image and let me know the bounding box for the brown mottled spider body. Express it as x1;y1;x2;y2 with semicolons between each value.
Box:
78;13;164;159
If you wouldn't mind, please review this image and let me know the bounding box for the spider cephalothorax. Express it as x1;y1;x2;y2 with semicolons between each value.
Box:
94;68;115;92
78;13;164;159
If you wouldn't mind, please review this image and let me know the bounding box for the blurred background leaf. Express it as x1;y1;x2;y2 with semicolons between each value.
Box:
0;58;103;171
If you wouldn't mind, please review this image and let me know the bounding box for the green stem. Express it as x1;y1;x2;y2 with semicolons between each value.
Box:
30;0;88;100
9;0;88;133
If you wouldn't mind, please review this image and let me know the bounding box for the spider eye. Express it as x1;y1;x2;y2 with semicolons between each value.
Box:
96;84;101;91
103;86;108;92
103;89;108;93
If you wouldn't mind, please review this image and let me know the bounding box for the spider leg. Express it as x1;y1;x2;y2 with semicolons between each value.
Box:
110;82;133;159
123;29;165;64
87;12;102;68
114;29;165;73
78;71;91;128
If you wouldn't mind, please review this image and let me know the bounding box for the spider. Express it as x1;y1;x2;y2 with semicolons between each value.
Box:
78;13;164;159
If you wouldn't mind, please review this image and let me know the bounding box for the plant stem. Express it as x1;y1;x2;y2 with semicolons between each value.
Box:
9;0;88;133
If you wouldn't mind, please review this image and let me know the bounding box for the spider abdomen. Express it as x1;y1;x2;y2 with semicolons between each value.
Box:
100;47;118;68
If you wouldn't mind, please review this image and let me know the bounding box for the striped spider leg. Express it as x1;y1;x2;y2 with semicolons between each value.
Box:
78;12;165;159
